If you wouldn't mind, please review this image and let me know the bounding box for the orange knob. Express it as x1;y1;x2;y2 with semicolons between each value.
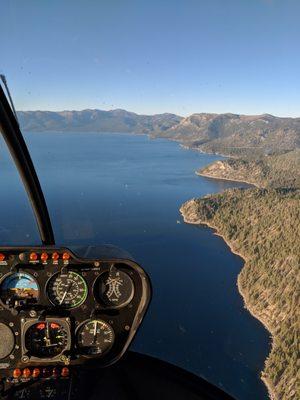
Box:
41;252;48;262
61;367;69;377
22;368;31;378
13;369;22;379
32;368;40;378
0;253;5;261
52;252;60;261
30;252;38;261
62;252;70;260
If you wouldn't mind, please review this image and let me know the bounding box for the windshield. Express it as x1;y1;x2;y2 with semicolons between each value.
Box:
1;2;299;400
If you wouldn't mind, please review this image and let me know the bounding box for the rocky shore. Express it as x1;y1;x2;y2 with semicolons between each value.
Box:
179;198;275;400
179;177;299;400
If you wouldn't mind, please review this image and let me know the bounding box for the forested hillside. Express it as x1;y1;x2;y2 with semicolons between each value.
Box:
180;148;300;400
180;188;300;400
197;150;300;189
153;113;300;156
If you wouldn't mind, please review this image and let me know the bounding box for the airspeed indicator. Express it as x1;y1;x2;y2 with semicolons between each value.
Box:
47;271;87;309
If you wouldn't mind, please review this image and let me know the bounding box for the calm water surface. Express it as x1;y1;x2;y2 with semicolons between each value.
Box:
0;132;270;400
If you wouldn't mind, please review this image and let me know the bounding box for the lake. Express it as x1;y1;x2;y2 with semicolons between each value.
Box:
0;132;270;399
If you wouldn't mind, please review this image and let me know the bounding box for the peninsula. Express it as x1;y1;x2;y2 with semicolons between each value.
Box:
180;150;300;400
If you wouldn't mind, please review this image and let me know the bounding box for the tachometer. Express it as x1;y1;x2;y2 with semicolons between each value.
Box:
76;319;115;356
0;272;39;307
47;271;87;309
25;321;69;358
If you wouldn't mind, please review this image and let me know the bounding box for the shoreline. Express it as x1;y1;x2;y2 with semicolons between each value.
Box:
180;204;275;400
179;143;236;158
196;171;260;188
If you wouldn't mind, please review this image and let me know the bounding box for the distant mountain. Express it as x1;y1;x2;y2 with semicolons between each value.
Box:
18;109;300;156
155;113;300;156
17;109;182;135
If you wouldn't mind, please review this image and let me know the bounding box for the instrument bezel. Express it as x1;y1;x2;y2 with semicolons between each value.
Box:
75;318;116;358
92;266;135;310
0;271;41;310
45;270;89;310
21;317;72;363
0;245;151;374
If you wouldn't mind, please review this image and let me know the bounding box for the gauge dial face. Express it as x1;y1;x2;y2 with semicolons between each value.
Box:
25;321;69;358
47;271;87;309
77;319;115;356
14;388;31;400
0;323;15;359
95;269;134;308
0;272;39;306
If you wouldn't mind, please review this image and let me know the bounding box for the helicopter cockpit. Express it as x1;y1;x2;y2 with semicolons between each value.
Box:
0;80;234;400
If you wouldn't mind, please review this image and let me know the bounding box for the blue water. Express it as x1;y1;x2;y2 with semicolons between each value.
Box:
0;132;270;399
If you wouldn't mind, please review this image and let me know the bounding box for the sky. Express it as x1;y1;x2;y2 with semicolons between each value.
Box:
1;0;300;117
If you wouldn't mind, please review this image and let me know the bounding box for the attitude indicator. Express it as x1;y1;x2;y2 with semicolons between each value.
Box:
0;272;39;307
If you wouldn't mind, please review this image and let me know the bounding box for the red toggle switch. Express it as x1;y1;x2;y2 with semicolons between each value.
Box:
62;252;70;261
32;368;40;378
61;367;69;377
30;252;38;261
22;368;31;378
13;369;22;379
52;252;60;261
41;252;48;262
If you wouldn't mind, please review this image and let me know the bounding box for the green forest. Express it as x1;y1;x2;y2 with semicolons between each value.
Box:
198;149;300;189
180;151;300;400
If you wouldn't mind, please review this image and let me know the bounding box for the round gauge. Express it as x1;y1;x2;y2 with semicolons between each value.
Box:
76;319;115;356
25;321;69;358
0;272;39;307
47;271;87;309
94;269;134;309
39;385;67;400
0;323;15;359
14;388;31;399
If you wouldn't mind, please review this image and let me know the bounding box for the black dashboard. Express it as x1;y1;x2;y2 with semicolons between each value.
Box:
0;245;151;396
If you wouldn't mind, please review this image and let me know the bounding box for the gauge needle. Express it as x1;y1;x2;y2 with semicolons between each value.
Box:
93;321;98;344
46;343;59;347
44;322;52;346
59;291;68;305
59;282;73;305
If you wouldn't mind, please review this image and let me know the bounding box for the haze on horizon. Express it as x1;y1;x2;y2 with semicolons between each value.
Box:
16;108;300;120
1;0;300;118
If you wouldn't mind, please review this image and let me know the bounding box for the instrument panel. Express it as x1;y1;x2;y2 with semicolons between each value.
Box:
0;245;151;392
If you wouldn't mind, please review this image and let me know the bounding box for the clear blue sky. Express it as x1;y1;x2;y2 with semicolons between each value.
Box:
1;0;300;116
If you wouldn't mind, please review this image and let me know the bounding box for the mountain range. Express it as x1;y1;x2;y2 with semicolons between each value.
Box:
18;109;300;156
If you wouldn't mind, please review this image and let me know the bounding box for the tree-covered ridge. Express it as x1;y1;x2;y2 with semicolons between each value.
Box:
155;113;300;156
19;110;300;156
197;150;300;189
180;188;300;400
18;109;182;134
